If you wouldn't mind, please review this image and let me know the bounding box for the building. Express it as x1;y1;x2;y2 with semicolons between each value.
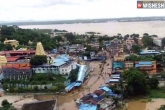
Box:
126;37;135;45
4;38;19;47
35;42;46;55
21;99;57;110
135;61;157;74
109;38;123;57
114;52;125;61
140;50;159;55
124;61;134;69
153;38;162;47
113;62;124;69
137;37;143;46
33;54;77;75
1;63;32;80
69;44;84;53
0;50;36;56
0;56;7;64
125;37;135;50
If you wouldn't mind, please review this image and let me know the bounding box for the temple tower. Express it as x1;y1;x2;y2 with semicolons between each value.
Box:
35;42;46;55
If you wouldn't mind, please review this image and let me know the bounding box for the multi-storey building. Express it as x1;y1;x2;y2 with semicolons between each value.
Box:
135;61;157;74
109;38;123;57
0;63;32;80
4;38;19;47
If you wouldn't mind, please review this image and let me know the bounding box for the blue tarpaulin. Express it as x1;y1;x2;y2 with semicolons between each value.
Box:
79;104;97;110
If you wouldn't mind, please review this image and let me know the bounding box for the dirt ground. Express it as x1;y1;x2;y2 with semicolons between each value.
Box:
0;95;38;110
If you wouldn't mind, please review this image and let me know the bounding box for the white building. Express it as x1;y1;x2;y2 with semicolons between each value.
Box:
59;61;77;75
69;44;85;53
153;38;162;47
32;54;77;75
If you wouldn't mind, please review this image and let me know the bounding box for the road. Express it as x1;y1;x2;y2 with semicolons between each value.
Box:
35;51;112;110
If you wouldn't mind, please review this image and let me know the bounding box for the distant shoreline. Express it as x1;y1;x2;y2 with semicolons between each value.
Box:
1;16;165;26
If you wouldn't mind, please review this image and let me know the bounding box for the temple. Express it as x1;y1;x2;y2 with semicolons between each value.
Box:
35;42;46;55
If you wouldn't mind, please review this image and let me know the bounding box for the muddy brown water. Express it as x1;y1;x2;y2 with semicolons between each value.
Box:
124;99;165;110
34;60;112;110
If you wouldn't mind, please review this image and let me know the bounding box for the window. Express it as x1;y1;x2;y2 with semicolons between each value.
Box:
65;69;67;71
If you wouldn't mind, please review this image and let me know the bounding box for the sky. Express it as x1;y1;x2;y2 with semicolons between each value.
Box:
0;0;165;22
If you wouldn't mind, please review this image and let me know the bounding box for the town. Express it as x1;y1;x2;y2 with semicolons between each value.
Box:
0;26;165;110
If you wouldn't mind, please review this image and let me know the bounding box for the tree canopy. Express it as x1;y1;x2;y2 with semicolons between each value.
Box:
30;55;47;65
123;68;149;95
131;45;142;54
0;25;57;50
142;36;153;48
0;99;16;110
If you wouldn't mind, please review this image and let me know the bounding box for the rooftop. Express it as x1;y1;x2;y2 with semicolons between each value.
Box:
79;104;97;110
6;56;20;62
21;99;56;110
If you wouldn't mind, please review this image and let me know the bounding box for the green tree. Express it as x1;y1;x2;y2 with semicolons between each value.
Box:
162;37;165;47
30;55;47;65
142;36;153;48
33;86;39;92
131;45;142;54
158;105;165;110
123;68;149;96
68;68;79;82
147;77;159;89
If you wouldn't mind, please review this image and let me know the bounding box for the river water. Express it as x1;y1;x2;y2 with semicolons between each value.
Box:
19;21;165;37
125;98;165;110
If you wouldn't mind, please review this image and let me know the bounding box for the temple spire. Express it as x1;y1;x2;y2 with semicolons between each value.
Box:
35;42;46;55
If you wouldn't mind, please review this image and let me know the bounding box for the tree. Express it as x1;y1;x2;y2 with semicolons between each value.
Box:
131;45;142;54
33;86;39;92
5;44;13;50
146;77;159;89
1;100;10;107
142;36;153;48
1;99;16;110
162;37;165;47
158;105;165;110
68;68;78;82
30;55;47;65
123;68;149;96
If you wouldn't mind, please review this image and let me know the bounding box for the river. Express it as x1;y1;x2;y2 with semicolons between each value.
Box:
19;21;165;37
125;98;165;110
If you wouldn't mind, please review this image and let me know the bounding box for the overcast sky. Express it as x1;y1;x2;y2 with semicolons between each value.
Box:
0;0;165;22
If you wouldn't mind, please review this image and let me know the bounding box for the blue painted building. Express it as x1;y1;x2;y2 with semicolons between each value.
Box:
140;50;159;55
113;62;124;69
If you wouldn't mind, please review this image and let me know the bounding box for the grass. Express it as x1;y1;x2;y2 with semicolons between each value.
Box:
148;88;165;98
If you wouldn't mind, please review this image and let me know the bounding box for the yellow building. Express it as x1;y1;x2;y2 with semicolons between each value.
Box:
0;56;7;69
4;38;19;47
114;53;125;61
